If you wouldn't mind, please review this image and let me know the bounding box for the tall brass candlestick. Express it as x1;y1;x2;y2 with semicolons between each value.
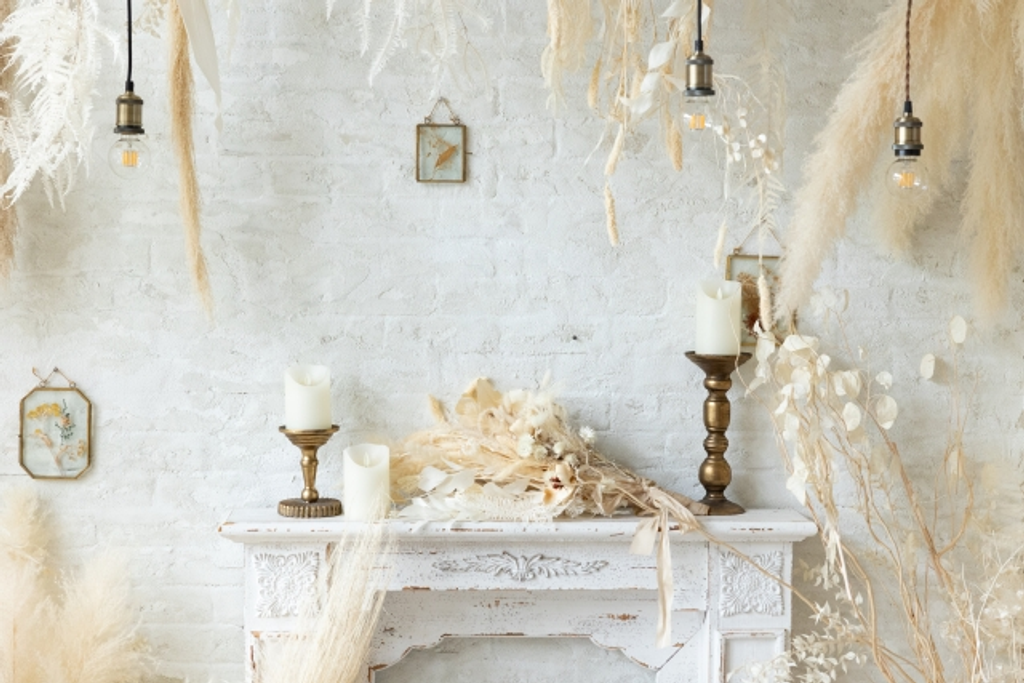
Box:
278;425;342;518
685;352;752;515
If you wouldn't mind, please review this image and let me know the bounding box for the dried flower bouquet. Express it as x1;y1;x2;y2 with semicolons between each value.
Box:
392;377;707;524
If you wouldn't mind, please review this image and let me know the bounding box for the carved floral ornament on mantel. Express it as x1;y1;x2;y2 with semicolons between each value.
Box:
719;550;783;617
253;551;321;619
433;551;609;581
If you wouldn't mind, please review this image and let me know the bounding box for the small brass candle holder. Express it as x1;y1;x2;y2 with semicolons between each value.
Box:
685;352;752;516
278;425;342;518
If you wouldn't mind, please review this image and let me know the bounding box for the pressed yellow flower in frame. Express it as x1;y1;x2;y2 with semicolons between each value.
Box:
27;403;61;420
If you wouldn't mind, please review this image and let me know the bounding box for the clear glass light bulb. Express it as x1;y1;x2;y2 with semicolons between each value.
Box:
886;157;927;196
684;96;713;133
109;135;149;179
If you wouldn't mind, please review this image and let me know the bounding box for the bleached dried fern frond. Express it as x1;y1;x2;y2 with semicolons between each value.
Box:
0;0;115;209
170;0;214;315
261;521;393;683
135;0;169;37
360;0;497;99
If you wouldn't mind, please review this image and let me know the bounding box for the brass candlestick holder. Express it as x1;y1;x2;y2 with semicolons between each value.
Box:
685;352;752;515
278;425;342;518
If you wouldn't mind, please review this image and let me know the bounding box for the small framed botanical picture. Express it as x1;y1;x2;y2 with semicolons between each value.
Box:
725;254;793;348
416;123;466;183
19;386;92;479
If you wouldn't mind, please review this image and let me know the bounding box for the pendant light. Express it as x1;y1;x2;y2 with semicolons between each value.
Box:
683;0;714;133
110;0;148;179
886;0;927;195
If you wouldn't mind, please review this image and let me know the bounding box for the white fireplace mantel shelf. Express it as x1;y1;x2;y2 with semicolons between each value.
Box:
220;509;816;683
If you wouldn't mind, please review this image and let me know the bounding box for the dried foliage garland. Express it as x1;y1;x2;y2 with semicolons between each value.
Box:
777;0;1024;321
169;0;213;315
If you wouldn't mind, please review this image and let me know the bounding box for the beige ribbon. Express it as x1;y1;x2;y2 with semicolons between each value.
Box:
630;488;702;649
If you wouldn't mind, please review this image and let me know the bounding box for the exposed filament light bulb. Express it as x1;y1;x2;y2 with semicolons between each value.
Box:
682;0;714;137
887;101;926;196
109;133;149;179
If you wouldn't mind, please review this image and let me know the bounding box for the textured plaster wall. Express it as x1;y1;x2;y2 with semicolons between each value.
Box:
0;0;1021;681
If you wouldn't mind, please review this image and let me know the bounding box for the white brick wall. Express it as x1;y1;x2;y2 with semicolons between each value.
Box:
1;0;1020;681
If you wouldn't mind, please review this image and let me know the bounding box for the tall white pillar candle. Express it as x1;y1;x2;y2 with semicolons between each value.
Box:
284;365;332;430
695;279;742;355
343;443;391;521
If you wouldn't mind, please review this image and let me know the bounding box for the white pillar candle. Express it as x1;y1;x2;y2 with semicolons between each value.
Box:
695;279;742;355
284;365;332;430
343;444;391;521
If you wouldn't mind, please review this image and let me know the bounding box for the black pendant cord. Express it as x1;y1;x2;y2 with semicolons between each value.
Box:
903;0;912;113
126;0;134;92
695;0;704;51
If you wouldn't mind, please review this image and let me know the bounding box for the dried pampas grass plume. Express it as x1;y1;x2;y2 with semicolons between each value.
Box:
261;520;393;683
778;0;1024;322
0;488;150;683
604;183;619;246
668;120;683;172
963;1;1024;320
775;0;907;316
170;0;213;316
0;202;16;280
587;57;601;110
605;123;625;176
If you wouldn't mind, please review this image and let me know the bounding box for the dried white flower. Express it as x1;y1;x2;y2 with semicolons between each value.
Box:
579;426;596;444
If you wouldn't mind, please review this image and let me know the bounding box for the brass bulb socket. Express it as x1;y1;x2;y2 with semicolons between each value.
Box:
893;112;923;157
115;91;145;135
684;51;715;97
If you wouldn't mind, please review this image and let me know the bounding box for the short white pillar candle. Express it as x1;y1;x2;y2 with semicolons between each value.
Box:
284;365;332;430
695;279;742;355
343;443;391;521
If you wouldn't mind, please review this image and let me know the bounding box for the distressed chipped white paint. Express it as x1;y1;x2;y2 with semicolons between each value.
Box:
220;509;816;683
0;0;1021;681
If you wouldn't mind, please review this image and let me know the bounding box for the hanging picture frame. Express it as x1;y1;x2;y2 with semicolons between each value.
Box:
416;98;466;183
19;368;92;480
725;253;794;349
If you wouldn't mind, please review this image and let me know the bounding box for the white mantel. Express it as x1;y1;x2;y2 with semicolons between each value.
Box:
219;509;816;683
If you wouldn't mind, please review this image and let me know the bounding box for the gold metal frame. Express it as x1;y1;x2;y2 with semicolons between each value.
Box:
416;123;467;183
725;253;795;348
19;386;93;480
